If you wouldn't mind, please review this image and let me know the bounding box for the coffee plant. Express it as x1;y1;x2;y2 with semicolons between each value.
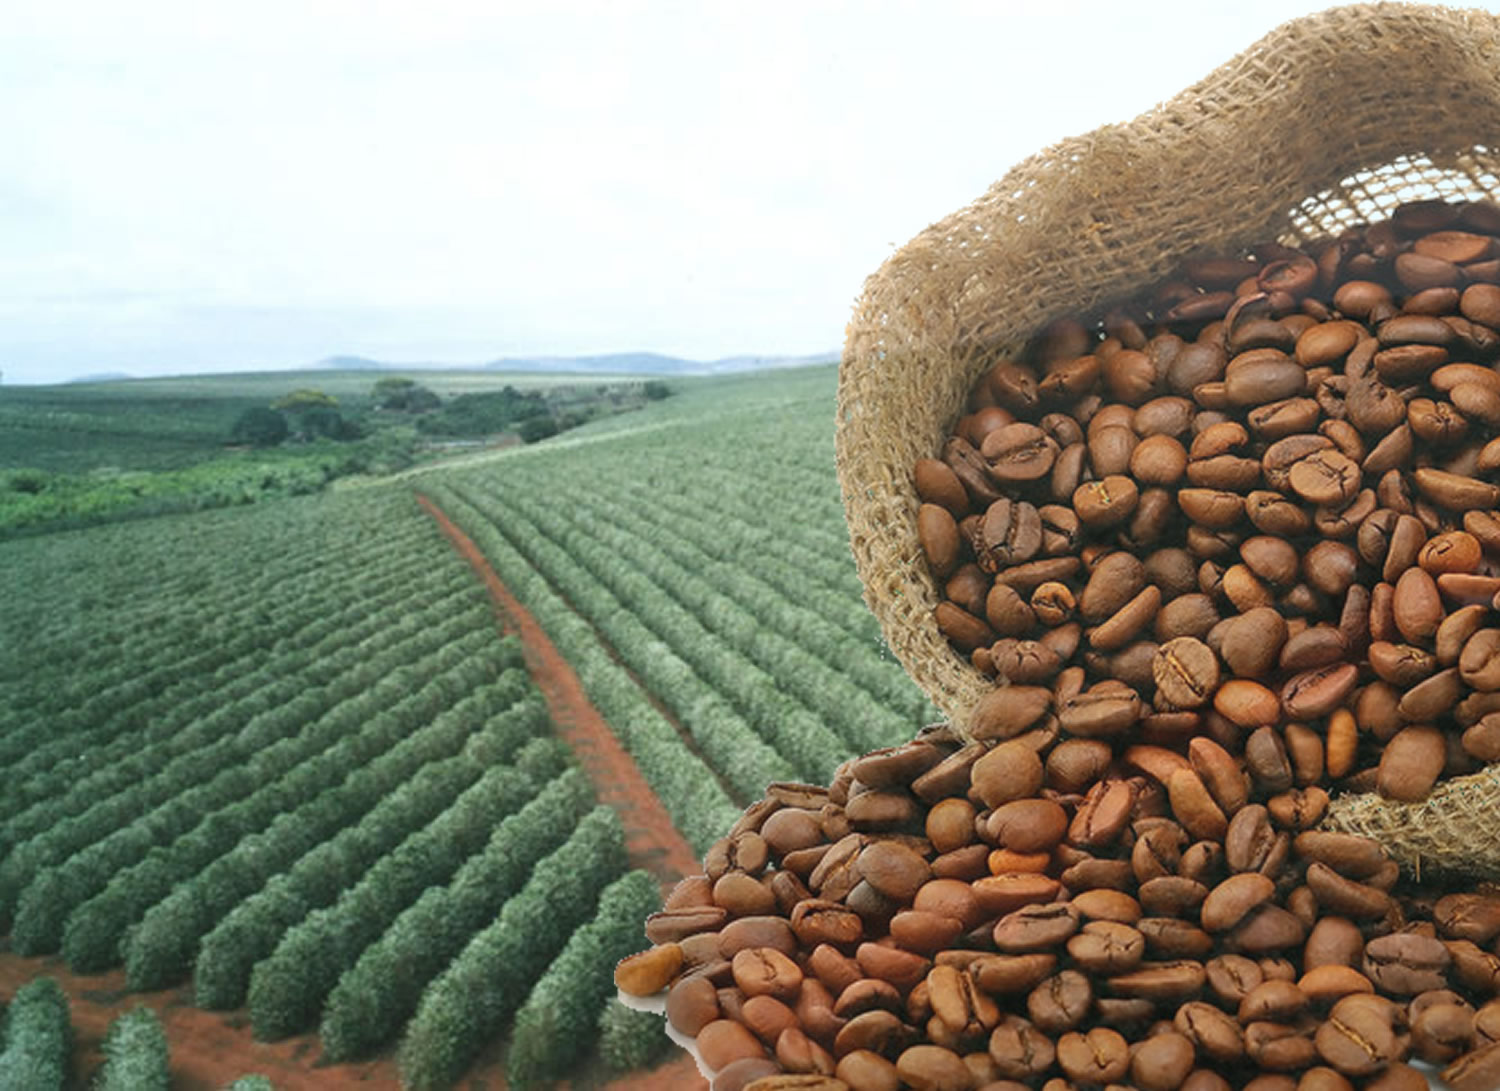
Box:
0;977;70;1091
397;805;629;1090
94;1008;169;1091
505;868;660;1088
319;766;596;1061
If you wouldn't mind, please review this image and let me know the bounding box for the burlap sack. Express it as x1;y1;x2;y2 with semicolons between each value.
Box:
837;3;1500;876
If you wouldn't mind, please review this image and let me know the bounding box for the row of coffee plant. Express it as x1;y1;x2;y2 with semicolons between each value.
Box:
0;488;668;1086
427;485;744;852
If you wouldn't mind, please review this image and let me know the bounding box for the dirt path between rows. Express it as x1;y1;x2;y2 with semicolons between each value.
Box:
417;493;701;886
417;493;707;1090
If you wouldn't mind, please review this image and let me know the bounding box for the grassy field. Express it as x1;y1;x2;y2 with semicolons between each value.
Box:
1;362;927;1089
0;369;667;536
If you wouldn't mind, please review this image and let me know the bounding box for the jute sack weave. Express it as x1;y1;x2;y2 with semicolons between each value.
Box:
837;2;1500;876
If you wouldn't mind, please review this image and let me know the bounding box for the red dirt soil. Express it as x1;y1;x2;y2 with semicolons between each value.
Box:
0;495;708;1091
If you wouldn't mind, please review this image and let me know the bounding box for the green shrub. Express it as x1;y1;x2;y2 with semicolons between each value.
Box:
506;869;660;1088
0;976;71;1091
247;752;563;1040
397;806;627;1090
598;999;671;1074
95;1007;169;1091
319;767;595;1061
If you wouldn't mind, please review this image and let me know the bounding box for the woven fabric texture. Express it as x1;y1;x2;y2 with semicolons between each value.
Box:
837;2;1500;875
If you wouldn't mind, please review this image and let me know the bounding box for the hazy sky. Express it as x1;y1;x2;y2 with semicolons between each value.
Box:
5;1;1494;383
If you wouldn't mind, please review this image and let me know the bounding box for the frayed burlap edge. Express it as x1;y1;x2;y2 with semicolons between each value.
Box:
837;3;1500;876
1323;767;1500;879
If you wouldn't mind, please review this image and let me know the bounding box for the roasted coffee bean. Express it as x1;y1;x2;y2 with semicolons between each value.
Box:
1153;636;1220;709
1363;932;1452;996
1055;1026;1130;1084
1315;994;1401;1077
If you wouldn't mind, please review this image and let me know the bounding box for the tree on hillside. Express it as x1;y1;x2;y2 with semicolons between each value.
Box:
229;407;290;447
372;377;440;412
272;389;359;442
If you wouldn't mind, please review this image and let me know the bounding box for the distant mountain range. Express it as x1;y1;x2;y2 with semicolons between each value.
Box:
54;351;839;385
315;351;838;376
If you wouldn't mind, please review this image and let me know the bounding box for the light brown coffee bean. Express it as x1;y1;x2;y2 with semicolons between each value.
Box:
1376;725;1447;802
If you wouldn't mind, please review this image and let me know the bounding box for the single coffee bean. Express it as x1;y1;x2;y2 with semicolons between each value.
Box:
1153;636;1221;709
1315;994;1400;1077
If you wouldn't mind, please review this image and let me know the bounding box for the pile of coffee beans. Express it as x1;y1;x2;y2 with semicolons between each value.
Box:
616;730;1500;1091
917;197;1500;801
613;198;1500;1091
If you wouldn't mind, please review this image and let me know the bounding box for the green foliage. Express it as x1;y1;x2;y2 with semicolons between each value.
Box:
124;675;542;991
221;1078;275;1091
506;869;660;1088
229;407;289;447
319;767;596;1061
373;377;440;412
95;1008;169;1091
425;485;741;853
271;388;338;411
643;380;671;400
0;976;71;1091
517;415;559;443
398;806;628;1090
598;1000;672;1073
247;746;565;1041
190;696;546;1010
415;386;548;437
12;628;502;963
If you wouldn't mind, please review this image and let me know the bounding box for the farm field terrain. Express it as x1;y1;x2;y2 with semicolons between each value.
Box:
0;369;664;537
1;364;934;1089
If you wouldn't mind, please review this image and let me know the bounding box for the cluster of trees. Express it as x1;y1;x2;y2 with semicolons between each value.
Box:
230;389;362;448
503;868;660;1088
8;627;505;963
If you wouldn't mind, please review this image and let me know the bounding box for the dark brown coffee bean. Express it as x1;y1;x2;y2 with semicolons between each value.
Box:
914;458;970;517
968;741;1042;814
1108;959;1208;1002
918;504;963;580
1219;607;1289;678
1445;1040;1500;1091
1245;489;1313;537
1202;873;1276;933
976;498;1043;570
987;799;1068;854
1067;778;1136;848
1224;349;1306;407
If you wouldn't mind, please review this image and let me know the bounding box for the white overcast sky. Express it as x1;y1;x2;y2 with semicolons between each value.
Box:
5;1;1497;383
